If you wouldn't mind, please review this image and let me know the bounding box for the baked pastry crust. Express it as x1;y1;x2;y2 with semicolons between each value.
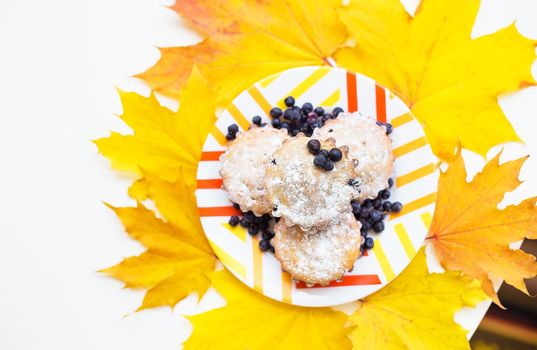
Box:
220;126;290;216
273;213;363;285
314;112;394;201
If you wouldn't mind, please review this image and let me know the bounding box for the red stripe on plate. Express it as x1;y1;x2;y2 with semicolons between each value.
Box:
199;206;240;217
201;151;224;161
346;72;357;112
375;84;386;123
197;179;223;189
295;274;381;289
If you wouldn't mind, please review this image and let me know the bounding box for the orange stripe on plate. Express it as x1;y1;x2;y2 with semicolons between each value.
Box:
391;112;413;128
375;84;386;123
198;206;241;217
227;103;251;130
295;275;381;289
346;72;357;112
210;128;227;146
196;179;223;189
393;137;428;157
396;163;436;187
282;272;293;303
248;86;272;114
200;151;224;161
252;237;263;293
392;193;437;218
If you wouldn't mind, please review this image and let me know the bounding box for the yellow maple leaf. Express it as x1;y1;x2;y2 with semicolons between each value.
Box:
102;200;215;310
184;269;352;350
336;0;536;159
426;149;537;305
95;66;215;182
349;249;487;350
139;0;348;104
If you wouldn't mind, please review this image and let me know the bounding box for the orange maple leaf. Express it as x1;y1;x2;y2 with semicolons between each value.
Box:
426;149;537;305
139;0;348;104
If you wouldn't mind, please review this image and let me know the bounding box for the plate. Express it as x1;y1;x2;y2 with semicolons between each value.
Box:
195;66;439;307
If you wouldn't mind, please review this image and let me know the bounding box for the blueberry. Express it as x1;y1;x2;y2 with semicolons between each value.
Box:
270;245;275;253
262;231;275;240
369;210;382;222
228;124;239;134
359;207;371;218
385;123;393;134
244;211;255;223
262;214;271;222
324;159;335;171
259;221;269;231
382;201;392;211
240;218;249;228
314;107;324;116
376;121;383;126
313;155;327;168
388;178;394;188
318;149;329;158
248;225;259;236
372;198;382;209
302;102;313;114
351;201;361;215
390;202;403;213
228;216;240;227
271;118;281;128
359;218;371;230
364;237;374;249
252;115;262;126
225;133;235;141
288;109;301;122
281;122;290;130
270;107;283;118
363;199;373;208
233;203;241;210
373;221;384;233
284;96;295;107
307;139;321;155
259;239;271;251
328;148;343;162
379;189;390;200
332;107;344;117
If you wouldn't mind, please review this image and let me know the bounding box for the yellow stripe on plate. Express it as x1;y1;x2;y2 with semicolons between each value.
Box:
393;223;416;259
209;240;247;279
282;272;293;304
278;67;331;108
393;137;428;157
248;86;273;114
259;74;279;88
221;223;246;242
252;237;263;293
227;103;251;131
319;89;340;107
372;240;395;282
392;193;437;218
210;127;228;146
396;163;436;187
421;212;433;228
391;112;413;128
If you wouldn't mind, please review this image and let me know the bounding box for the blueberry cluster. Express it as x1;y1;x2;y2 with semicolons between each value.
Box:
306;139;342;171
351;178;403;253
228;204;276;253
226;124;239;141
269;96;344;137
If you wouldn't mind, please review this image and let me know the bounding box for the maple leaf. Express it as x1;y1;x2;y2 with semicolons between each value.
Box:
426;149;537;305
139;0;348;104
349;249;487;350
336;0;536;159
184;269;352;350
95;66;215;182
102;198;215;310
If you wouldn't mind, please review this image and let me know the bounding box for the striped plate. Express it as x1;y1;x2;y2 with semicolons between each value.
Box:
196;66;439;307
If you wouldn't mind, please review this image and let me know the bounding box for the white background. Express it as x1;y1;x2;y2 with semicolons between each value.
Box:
0;0;536;349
